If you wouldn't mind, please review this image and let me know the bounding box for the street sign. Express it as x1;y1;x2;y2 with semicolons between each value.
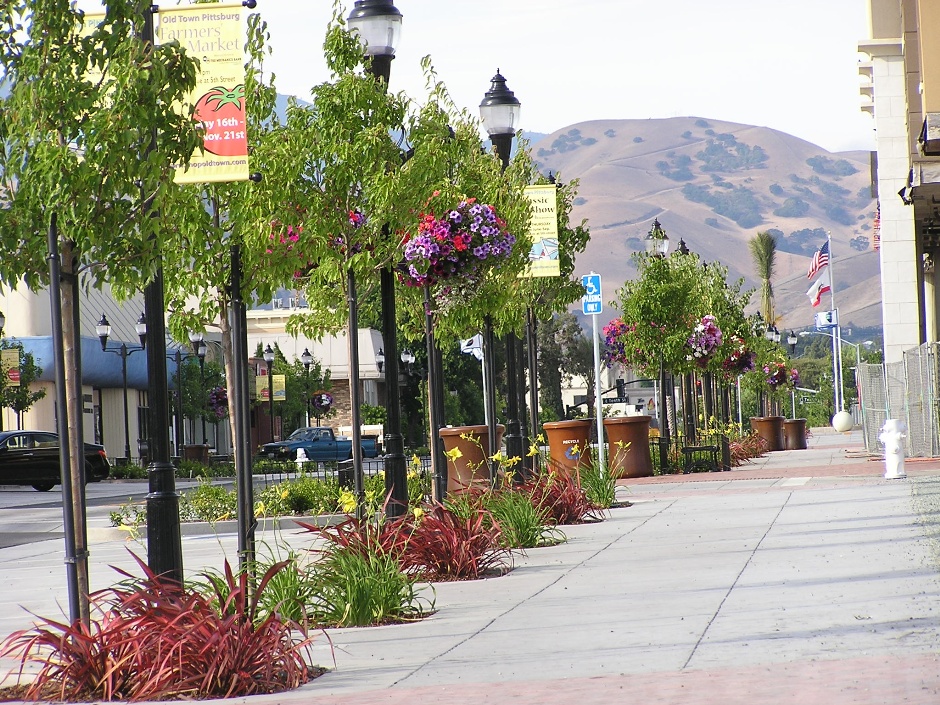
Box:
602;396;629;404
815;309;838;330
581;273;602;316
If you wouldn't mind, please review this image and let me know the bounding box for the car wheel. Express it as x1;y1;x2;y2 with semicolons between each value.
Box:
32;482;55;492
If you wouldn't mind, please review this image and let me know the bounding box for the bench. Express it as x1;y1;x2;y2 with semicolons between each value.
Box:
681;444;720;473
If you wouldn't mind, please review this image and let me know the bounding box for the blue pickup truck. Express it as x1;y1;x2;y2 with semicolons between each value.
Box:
260;427;379;462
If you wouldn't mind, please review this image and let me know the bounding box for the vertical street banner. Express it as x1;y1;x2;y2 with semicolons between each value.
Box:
272;375;286;402
1;349;20;387
156;4;249;184
523;185;560;277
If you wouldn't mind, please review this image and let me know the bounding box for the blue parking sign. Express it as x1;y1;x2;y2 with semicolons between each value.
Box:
581;273;602;315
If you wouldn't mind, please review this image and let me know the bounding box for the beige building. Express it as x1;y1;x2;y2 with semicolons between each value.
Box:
859;0;940;362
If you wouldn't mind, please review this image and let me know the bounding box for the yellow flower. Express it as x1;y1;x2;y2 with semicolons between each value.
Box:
280;489;289;499
527;443;540;457
412;505;425;521
489;451;504;462
444;447;463;462
504;455;521;467
339;490;357;514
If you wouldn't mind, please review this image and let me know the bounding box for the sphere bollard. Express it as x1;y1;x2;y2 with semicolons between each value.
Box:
832;410;854;432
879;419;907;480
295;447;308;471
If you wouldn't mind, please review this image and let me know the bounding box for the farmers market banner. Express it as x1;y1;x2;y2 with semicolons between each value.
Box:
522;185;560;277
1;350;19;388
156;4;249;184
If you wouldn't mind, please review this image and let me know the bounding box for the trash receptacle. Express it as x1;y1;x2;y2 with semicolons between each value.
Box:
438;424;505;492
543;419;593;476
182;444;210;464
783;418;808;450
603;416;653;478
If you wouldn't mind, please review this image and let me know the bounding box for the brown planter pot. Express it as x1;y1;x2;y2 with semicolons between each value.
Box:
750;416;786;452
604;416;653;478
182;444;210;464
543;419;593;476
784;418;808;450
438;424;504;493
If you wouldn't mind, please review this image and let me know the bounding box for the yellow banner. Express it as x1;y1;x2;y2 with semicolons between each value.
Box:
523;185;560;277
1;349;20;387
256;374;286;402
157;4;249;184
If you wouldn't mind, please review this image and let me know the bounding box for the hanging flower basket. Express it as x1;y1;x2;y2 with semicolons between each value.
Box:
764;362;799;392
686;315;722;368
400;198;515;288
721;335;756;375
207;386;228;420
311;390;333;416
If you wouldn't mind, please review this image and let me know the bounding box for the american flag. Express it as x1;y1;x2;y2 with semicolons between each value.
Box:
807;241;829;280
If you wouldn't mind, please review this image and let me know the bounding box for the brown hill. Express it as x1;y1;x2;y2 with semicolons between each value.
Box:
532;117;879;331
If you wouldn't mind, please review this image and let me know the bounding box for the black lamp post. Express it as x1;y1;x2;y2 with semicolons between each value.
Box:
189;331;208;445
645;220;673;466
787;331;798;354
349;0;408;517
263;344;275;443
95;313;147;462
480;69;523;477
301;348;313;427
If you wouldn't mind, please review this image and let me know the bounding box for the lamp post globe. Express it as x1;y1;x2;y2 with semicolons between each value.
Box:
645;219;670;257
346;0;402;59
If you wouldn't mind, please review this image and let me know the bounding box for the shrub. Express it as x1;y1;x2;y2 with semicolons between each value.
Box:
579;461;617;510
400;504;510;581
484;489;563;549
256;477;341;517
109;462;146;480
522;470;599;525
729;432;769;465
0;554;316;701
179;480;238;523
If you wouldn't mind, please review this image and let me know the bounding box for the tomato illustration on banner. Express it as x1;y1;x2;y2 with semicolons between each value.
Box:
194;85;247;157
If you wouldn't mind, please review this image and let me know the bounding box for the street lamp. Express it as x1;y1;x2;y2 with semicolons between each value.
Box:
350;0;407;517
263;344;275;443
787;330;798;354
645;219;671;256
480;69;524;481
375;348;385;374
301;348;313;427
96;313;147;462
400;348;415;372
193;337;208;445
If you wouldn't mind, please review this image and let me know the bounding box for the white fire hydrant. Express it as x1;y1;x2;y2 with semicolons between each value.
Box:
295;447;308;472
879;419;907;480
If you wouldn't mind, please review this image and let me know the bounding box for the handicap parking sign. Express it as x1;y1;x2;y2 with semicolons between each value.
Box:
581;273;602;315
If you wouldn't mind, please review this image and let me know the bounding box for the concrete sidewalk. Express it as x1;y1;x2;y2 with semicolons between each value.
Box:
2;430;940;703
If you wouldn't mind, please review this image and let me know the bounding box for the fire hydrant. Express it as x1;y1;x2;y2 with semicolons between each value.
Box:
879;419;907;480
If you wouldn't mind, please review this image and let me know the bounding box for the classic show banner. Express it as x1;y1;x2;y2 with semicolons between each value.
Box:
1;349;20;388
156;3;249;184
523;184;560;277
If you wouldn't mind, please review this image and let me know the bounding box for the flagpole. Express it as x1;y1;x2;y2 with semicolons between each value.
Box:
827;231;844;412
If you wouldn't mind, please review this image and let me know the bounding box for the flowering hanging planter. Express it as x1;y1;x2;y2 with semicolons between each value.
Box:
721;336;756;376
311;390;333;425
400;198;515;290
686;315;722;369
764;361;800;393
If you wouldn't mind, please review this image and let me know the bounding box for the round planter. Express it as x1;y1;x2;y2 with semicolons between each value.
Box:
438;424;504;493
783;418;808;450
543;419;593;476
604;416;653;478
750;416;786;452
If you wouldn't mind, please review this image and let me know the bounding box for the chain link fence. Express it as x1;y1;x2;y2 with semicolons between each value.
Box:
859;343;940;457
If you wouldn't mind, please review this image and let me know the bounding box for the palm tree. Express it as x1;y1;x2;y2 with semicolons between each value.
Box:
749;231;777;322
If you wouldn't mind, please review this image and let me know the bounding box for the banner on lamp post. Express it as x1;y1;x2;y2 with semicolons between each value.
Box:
521;185;560;277
157;4;249;184
1;349;19;387
272;374;286;402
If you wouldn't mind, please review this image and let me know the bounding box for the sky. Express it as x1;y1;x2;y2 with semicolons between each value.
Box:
253;0;875;154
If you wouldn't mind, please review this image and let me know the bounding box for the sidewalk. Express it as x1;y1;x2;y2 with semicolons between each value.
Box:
3;429;940;703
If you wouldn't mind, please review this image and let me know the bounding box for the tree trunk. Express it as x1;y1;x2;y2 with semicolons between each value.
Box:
60;241;90;625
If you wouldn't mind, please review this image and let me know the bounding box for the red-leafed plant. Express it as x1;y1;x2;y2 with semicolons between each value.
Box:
0;554;317;702
729;432;769;465
398;504;511;581
296;515;411;560
523;470;601;525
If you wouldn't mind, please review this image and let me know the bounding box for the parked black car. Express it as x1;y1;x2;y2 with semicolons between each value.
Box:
0;430;110;491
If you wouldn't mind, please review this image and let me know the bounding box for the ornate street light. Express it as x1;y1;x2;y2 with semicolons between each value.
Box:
645;218;671;257
375;348;385;374
301;348;313;427
96;313;147;462
400;348;415;372
787;330;798;353
194;337;208;445
348;0;406;517
263;344;275;442
480;69;524;483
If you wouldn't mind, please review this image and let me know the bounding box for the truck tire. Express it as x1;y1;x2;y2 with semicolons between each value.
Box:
32;482;55;492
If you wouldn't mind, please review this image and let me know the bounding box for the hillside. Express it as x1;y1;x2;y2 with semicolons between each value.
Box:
531;117;879;330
